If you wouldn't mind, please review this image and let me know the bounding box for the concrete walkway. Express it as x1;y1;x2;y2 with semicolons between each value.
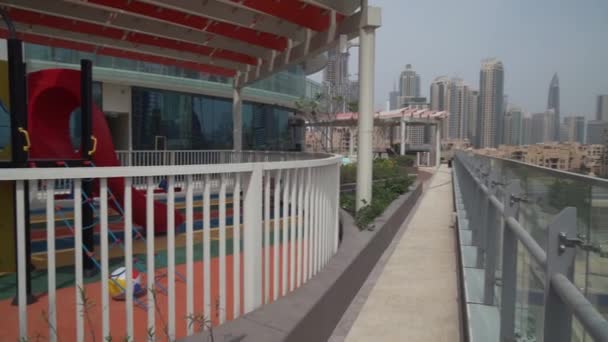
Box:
344;166;461;342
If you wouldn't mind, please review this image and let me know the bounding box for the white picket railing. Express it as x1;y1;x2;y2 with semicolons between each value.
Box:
115;150;328;167
2;152;341;341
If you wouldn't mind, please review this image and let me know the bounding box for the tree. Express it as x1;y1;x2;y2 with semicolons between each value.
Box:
295;92;351;153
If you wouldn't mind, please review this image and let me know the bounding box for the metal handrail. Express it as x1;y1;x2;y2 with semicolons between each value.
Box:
453;150;608;342
470;150;608;187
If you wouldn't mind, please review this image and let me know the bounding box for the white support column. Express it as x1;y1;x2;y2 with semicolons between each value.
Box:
233;86;243;151
400;119;406;155
349;127;355;158
356;4;381;210
435;124;441;167
416;152;420;166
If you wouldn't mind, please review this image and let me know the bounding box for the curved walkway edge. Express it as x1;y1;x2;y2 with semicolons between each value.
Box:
181;180;424;342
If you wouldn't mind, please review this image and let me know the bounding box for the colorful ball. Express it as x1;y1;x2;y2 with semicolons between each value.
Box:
108;267;143;300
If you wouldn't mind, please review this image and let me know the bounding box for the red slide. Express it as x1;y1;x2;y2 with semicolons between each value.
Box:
27;69;183;233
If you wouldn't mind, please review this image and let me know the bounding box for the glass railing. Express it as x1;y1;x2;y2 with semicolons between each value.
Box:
23;43;317;99
453;151;608;342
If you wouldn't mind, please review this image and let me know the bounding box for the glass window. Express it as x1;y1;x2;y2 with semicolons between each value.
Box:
0;100;10;159
192;96;233;150
132;87;193;150
132;87;300;151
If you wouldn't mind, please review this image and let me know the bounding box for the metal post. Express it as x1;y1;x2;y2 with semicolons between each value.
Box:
233;86;243;151
349;127;355;158
542;207;577;342
500;180;522;341
477;169;490;269
483;169;499;305
400;119;406;155
80;60;96;276
435;124;441;167
7;36;36;305
355;3;381;210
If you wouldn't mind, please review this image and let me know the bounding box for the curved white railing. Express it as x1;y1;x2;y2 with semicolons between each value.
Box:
2;152;341;341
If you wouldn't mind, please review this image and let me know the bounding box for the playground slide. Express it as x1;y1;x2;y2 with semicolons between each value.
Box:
27;68;184;233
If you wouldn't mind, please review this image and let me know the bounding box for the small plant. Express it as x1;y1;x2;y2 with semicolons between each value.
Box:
78;286;97;342
41;310;59;342
149;286;170;340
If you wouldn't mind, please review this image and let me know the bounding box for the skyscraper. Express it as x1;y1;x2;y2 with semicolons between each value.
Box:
448;79;469;140
399;64;421;98
323;47;350;102
430;76;450;111
478;58;504;148
531;111;556;144
430;76;452;139
522;116;533;145
563;116;586;143
323;47;349;88
547;73;560;139
389;82;399;110
504;107;523;146
467;90;479;145
597;95;608;121
587;120;608;144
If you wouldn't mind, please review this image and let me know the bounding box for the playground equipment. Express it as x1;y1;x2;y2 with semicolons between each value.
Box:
27;68;185;233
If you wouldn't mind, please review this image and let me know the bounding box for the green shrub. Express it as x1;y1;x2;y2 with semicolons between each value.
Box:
392;155;415;168
341;174;414;230
341;163;357;184
340;157;413;185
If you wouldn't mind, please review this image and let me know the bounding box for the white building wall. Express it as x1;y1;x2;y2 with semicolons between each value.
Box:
102;83;131;114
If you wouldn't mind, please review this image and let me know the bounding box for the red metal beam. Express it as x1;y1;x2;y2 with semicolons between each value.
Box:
5;7;258;66
0;28;236;77
231;0;345;31
88;0;288;51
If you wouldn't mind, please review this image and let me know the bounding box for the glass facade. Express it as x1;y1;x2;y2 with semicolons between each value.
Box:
132;87;302;151
22;43;308;152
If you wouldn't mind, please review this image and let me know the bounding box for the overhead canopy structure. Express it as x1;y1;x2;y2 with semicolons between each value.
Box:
0;0;382;211
306;107;450;126
0;0;363;86
337;107;449;121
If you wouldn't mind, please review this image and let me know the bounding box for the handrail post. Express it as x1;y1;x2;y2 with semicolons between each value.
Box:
500;180;522;341
542;207;577;342
471;164;482;246
483;169;500;305
477;168;490;268
243;165;263;313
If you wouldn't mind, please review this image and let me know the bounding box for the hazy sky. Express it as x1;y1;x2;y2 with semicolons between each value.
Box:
311;0;608;119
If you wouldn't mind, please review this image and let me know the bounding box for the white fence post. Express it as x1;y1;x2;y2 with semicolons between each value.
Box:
243;165;263;313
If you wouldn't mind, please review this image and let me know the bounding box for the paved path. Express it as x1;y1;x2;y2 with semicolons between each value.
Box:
344;166;461;342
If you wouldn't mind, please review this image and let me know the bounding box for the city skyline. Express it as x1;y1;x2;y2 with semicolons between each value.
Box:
311;0;608;119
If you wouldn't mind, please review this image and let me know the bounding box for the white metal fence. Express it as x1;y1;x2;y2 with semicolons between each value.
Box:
115;150;329;167
2;152;341;341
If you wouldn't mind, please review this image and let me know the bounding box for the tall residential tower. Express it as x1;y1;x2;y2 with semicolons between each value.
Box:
547;73;560;140
478;58;504;148
597;95;608;121
399;64;421;98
